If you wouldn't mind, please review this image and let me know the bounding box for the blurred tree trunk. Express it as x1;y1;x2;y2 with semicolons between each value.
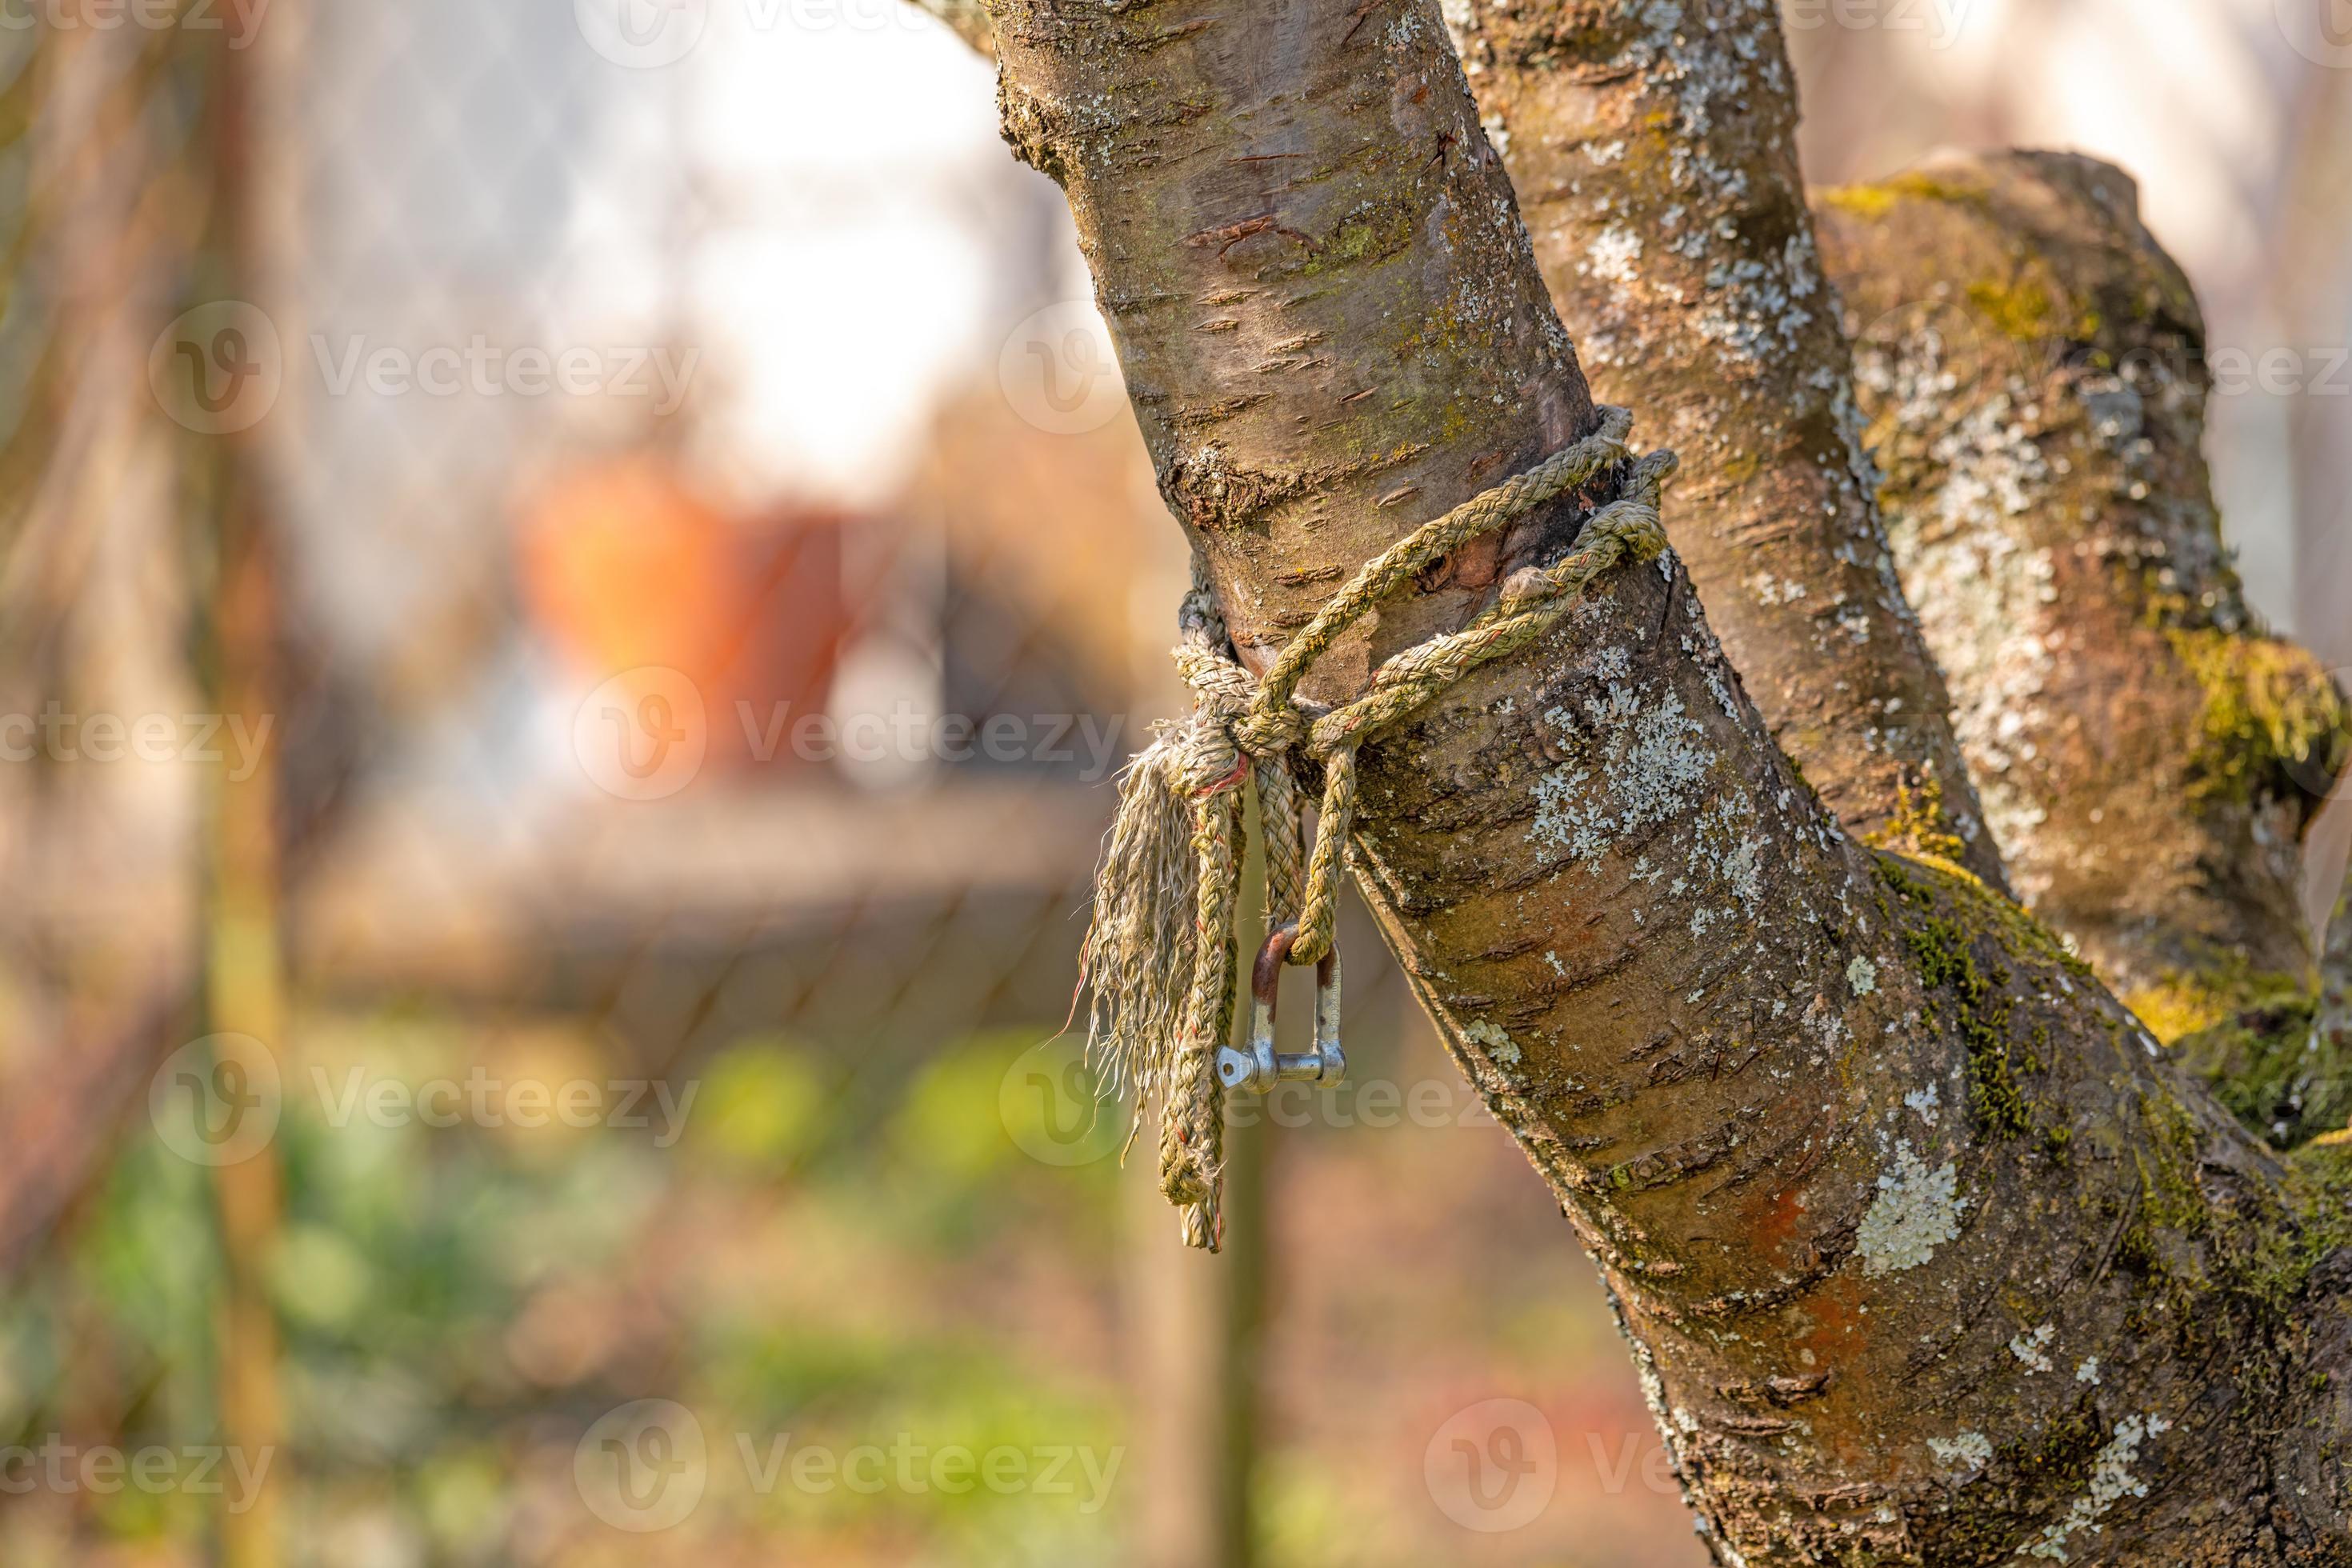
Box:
198;469;286;1568
981;0;2352;1560
198;22;288;1568
2281;42;2352;687
0;0;206;1279
1126;1098;1266;1568
2282;60;2352;1030
1813;151;2352;1143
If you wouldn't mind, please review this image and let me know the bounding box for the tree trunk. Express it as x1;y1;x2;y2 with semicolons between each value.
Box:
201;25;289;1567
1813;150;2350;1028
1126;1118;1266;1568
982;0;2351;1560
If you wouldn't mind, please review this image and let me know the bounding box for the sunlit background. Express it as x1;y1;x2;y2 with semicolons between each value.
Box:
0;1;2346;1563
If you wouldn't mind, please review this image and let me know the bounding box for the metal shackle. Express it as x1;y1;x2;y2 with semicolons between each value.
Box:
1215;922;1345;1094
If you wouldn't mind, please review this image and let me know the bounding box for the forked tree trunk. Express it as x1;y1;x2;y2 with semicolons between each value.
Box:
980;0;2351;1561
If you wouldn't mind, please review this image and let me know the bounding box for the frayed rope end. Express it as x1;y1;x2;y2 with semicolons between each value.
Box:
1078;724;1205;1116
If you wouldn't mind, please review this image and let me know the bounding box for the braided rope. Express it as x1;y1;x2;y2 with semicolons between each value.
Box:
1082;407;1677;1250
1230;405;1636;759
1157;786;1241;1248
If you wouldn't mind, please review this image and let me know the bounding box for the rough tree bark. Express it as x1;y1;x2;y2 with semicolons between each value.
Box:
983;0;2350;1561
914;0;996;56
1812;151;2350;1031
1440;0;2006;889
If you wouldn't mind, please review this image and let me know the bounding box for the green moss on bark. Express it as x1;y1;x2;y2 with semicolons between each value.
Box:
1964;278;2054;342
2174;993;2351;1150
2165;626;2350;807
1817;169;1990;218
1876;851;2079;1142
1861;776;1970;866
2124;957;2311;1046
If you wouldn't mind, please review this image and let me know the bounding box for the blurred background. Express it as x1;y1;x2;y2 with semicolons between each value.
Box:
0;1;2344;1563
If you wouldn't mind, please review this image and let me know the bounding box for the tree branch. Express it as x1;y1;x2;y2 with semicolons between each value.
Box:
1442;0;2006;890
909;0;996;58
1814;150;2350;1005
985;0;2349;1558
1814;151;2352;1151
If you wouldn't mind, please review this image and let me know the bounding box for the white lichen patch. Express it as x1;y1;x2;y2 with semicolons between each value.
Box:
1464;1019;1522;1066
1928;1430;1994;1472
1862;323;2078;866
2018;1413;2172;1561
1931;394;2050;531
1527;678;1714;870
1802;993;1850;1057
2009;1323;2056;1374
1846;955;1878;996
1682;795;1770;940
1579;0;1818;382
1702;659;1739;720
1857;1141;1964;1276
1746;571;1807;606
1903;1082;1942;1126
2075;1358;2102;1386
1588;226;1643;283
1715;817;1766;911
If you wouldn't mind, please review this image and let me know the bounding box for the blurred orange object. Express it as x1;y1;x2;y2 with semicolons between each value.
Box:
515;455;848;775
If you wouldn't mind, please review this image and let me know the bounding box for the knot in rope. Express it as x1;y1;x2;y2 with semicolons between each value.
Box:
1079;407;1677;1250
